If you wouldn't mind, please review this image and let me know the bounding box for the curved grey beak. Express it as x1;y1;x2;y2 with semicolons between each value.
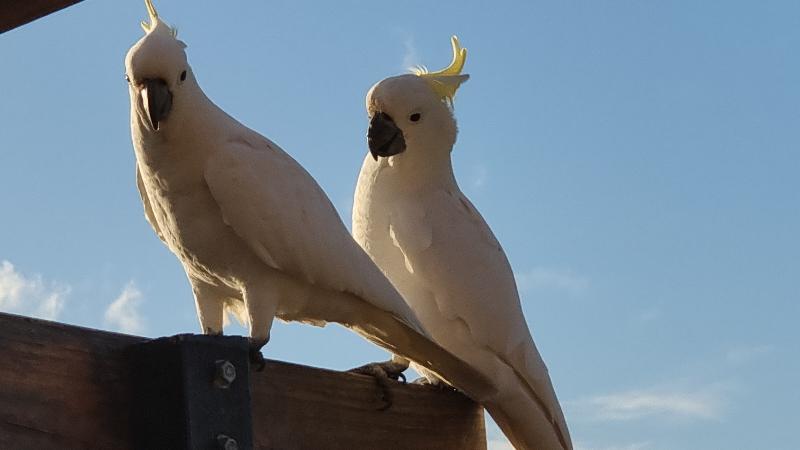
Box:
368;112;406;161
141;78;172;131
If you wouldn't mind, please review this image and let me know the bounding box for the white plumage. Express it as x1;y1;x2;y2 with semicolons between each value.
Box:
353;38;572;449
125;1;494;402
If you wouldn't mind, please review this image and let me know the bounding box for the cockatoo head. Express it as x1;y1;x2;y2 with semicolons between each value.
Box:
366;36;469;160
125;0;190;132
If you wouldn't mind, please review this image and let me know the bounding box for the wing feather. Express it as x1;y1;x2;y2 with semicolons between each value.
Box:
393;188;570;446
136;164;165;243
203;136;420;324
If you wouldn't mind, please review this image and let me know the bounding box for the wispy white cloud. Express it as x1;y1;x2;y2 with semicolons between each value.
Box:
725;344;774;365
36;292;65;320
570;383;728;422
0;260;68;320
104;282;146;334
516;266;589;295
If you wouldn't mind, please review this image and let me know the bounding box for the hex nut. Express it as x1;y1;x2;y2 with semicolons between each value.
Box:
217;434;238;450
214;360;237;388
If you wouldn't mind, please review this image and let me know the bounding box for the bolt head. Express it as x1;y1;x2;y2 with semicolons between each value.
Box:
217;434;238;450
214;360;237;388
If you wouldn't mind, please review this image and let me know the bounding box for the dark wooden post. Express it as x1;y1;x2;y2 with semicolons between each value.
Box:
0;312;486;449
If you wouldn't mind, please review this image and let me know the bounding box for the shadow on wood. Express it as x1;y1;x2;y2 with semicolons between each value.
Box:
0;312;486;449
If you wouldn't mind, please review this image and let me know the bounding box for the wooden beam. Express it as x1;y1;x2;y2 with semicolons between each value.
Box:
0;0;85;34
253;359;486;449
0;312;486;449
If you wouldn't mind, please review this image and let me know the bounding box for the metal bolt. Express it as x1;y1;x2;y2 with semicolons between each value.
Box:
214;360;237;388
216;434;238;450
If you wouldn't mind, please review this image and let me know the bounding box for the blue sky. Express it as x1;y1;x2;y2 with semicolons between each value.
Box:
1;1;798;449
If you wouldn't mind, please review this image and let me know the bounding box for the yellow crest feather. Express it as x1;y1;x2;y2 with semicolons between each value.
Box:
414;36;469;103
139;0;178;37
140;0;159;32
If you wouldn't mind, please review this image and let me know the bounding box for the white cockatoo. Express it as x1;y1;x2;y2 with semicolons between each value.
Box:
353;37;572;449
125;0;495;405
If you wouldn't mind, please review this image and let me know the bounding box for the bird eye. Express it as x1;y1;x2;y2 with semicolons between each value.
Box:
125;74;130;83
409;113;421;122
180;70;187;82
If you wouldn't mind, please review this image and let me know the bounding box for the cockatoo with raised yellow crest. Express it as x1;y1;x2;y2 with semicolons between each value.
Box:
352;36;573;449
125;0;495;407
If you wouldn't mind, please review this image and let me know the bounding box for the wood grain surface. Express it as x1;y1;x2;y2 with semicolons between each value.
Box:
0;312;486;449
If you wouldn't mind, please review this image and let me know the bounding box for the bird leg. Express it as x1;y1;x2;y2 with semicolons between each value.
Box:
191;279;225;336
243;281;279;373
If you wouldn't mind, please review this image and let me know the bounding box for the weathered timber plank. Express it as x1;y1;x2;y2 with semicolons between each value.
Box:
0;0;84;34
0;312;140;450
252;360;486;450
0;312;486;449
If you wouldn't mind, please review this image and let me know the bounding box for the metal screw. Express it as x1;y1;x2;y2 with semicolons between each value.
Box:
217;434;238;450
214;360;237;388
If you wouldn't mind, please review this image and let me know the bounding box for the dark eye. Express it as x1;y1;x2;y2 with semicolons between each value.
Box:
125;74;130;83
409;113;421;122
180;70;187;81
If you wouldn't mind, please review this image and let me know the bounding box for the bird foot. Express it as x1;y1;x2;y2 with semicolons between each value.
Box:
349;360;408;411
249;339;267;372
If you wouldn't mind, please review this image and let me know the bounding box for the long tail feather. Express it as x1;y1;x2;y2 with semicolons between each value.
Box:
277;286;498;402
